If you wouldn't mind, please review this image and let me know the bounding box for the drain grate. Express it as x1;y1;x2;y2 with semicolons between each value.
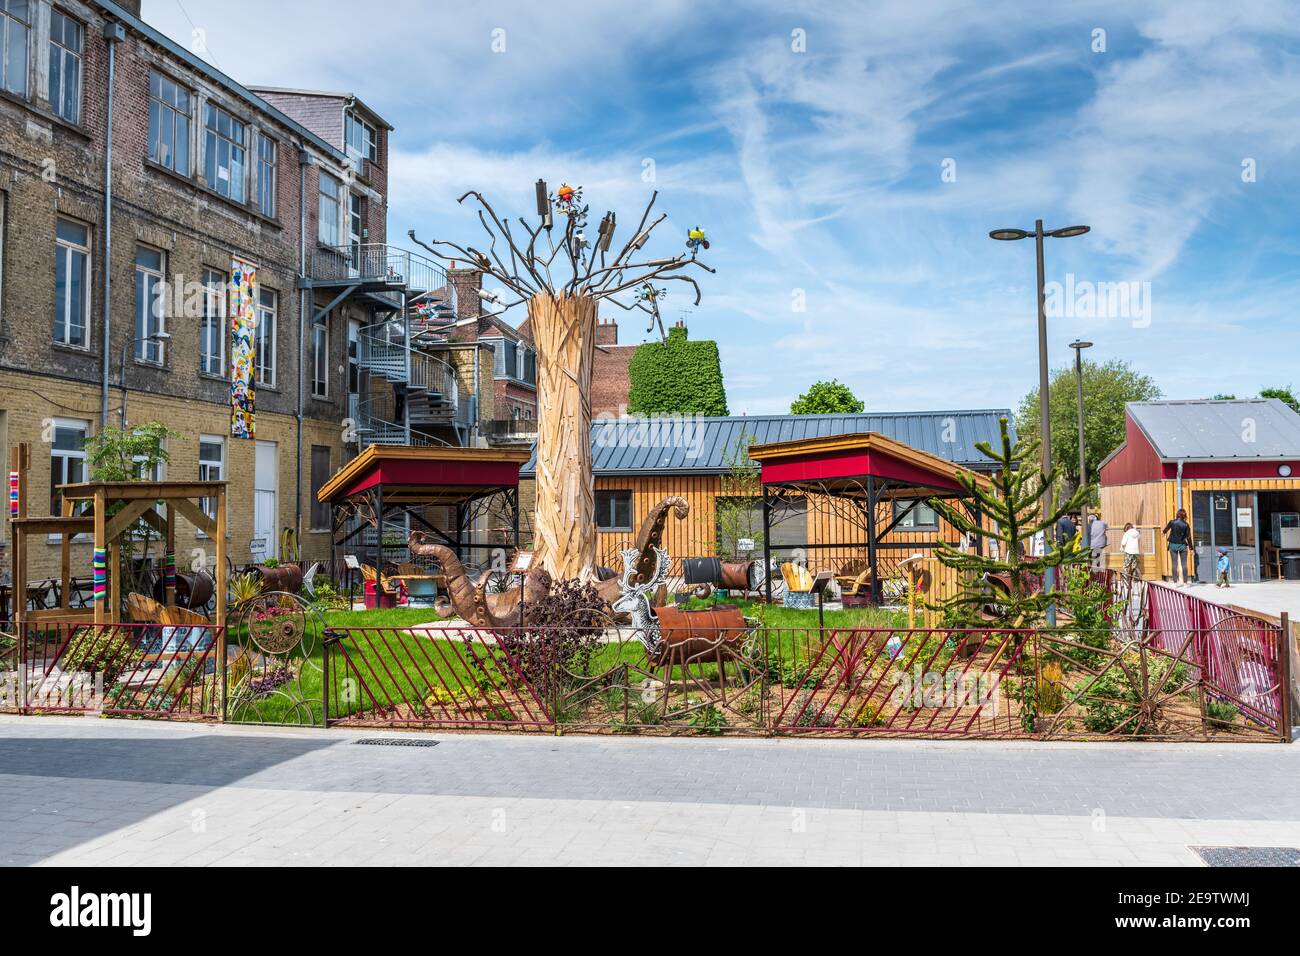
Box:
352;738;440;748
1190;846;1300;867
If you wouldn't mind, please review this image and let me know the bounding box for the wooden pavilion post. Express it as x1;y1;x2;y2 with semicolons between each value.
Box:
530;292;598;581
93;487;107;625
215;484;227;723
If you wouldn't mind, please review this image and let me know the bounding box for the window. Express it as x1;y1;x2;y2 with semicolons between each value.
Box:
200;268;225;375
256;134;277;216
344;111;376;170
595;490;632;531
310;446;331;530
134;246;165;363
311;317;328;398
0;0;28;96
892;499;938;529
198;435;223;522
148;71;191;174
49;418;87;515
48;9;82;122
54;219;89;347
255;288;276;387
204;103;246;202
318;171;341;246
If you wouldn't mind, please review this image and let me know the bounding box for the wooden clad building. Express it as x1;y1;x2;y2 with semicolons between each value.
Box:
1099;399;1300;582
519;410;1011;586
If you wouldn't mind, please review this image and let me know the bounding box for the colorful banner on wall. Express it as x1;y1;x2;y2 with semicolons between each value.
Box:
230;257;258;438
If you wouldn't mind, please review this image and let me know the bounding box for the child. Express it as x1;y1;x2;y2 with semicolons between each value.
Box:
1121;522;1141;577
1216;547;1231;588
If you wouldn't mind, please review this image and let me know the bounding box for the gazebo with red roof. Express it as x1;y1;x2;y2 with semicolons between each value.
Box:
316;445;531;574
748;432;991;604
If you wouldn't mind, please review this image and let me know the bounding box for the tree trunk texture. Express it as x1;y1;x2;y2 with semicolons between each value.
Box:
529;292;598;581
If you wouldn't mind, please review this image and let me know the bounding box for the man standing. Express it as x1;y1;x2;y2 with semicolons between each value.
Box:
1057;511;1077;547
1088;514;1109;569
1121;522;1142;578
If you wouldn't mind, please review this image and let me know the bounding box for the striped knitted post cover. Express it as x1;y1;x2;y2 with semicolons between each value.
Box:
164;551;177;590
8;471;17;518
92;549;108;602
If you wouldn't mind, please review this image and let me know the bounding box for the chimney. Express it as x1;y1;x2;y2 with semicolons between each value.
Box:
595;317;619;346
447;267;484;342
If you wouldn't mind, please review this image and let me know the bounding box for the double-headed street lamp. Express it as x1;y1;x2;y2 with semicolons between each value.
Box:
989;220;1089;625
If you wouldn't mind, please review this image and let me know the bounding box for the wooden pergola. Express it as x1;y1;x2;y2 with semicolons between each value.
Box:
317;445;531;571
7;443;228;629
749;432;991;604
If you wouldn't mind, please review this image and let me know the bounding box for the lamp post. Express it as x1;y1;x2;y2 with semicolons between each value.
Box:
989;220;1089;625
1069;339;1093;540
119;332;171;427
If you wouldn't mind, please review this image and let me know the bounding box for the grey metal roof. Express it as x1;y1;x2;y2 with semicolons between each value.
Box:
519;410;1013;476
1127;399;1300;461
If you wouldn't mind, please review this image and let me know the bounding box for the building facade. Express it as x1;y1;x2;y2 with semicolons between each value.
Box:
1099;399;1300;582
0;0;416;579
519;409;1011;584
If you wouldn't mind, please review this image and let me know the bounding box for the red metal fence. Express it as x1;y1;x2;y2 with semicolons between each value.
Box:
6;621;221;719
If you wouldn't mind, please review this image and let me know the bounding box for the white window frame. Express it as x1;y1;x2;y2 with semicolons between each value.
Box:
0;0;29;97
48;8;82;123
134;245;165;364
200;268;226;376
344;111;376;170
256;132;277;217
148;70;191;175
311;318;329;398
48;417;88;518
255;287;277;388
198;434;224;528
893;498;939;530
318;171;341;246
204;101;247;202
54;218;90;348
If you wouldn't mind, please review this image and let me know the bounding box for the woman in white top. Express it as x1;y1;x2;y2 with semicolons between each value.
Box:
1121;522;1142;578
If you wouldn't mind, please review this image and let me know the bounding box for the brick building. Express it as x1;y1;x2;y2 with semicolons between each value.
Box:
0;0;425;579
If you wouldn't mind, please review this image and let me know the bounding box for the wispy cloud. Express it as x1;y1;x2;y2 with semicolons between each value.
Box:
147;0;1300;414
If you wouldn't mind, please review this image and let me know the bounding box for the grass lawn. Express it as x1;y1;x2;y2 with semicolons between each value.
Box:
227;602;909;726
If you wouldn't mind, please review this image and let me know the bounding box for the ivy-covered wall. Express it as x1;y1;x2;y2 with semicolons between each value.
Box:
627;325;729;416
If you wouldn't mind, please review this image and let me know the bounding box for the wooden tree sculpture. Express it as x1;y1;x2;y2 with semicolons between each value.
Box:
410;184;714;581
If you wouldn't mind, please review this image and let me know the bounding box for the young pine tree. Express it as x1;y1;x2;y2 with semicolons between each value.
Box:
926;417;1092;629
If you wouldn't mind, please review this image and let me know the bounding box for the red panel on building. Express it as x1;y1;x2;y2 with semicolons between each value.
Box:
1099;416;1164;485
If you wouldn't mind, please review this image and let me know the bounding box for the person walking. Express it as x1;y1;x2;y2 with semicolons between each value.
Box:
1162;508;1193;585
1088;514;1109;569
1215;548;1232;588
1121;522;1142;578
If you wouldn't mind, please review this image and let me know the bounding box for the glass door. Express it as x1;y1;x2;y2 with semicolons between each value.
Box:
1191;490;1260;583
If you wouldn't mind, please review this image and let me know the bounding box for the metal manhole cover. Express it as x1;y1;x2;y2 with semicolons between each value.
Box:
352;738;440;748
1190;846;1300;867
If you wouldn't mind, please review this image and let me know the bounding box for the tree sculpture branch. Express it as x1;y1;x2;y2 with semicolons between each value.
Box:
409;185;714;310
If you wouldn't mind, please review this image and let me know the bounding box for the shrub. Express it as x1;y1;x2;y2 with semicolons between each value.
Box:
689;703;727;735
1037;662;1066;715
481;579;607;694
1205;698;1240;731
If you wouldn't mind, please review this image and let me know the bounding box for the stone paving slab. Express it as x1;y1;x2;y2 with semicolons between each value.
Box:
1;716;1297;866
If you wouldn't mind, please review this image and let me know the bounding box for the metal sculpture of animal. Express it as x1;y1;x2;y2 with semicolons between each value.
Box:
595;496;689;608
407;535;551;628
611;547;752;663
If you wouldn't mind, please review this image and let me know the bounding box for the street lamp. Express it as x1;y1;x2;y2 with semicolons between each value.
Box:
1069;339;1093;540
119;331;171;427
989;220;1089;624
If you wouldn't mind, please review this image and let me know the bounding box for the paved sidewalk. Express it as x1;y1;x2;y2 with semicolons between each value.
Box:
2;717;1298;866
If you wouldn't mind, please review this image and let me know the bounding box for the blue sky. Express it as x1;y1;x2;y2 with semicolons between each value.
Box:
147;0;1300;415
